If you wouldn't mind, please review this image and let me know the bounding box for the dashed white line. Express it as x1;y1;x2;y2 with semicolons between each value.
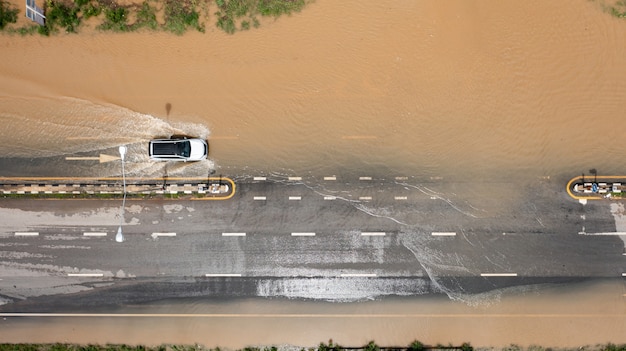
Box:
83;232;107;237
394;196;407;200
359;196;372;200
152;232;176;237
205;274;242;277
15;232;39;236
361;232;386;236
324;196;336;200
67;273;104;277
340;273;377;277
395;176;408;181
288;177;302;181
253;177;266;181
582;232;626;235
222;233;246;237
432;232;456;237
289;196;302;200
324;176;336;181
291;232;316;236
359;176;372;181
480;273;518;277
253;196;266;200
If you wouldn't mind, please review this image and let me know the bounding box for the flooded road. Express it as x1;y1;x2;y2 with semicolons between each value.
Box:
1;0;626;348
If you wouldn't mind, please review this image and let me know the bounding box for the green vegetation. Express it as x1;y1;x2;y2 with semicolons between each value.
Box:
0;0;312;35
608;0;626;17
163;0;203;35
215;0;307;34
0;0;19;30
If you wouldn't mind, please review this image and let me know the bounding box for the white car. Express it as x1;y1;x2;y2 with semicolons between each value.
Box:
148;138;208;161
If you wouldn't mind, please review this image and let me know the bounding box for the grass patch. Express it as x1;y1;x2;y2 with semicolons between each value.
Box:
132;0;159;30
44;0;81;33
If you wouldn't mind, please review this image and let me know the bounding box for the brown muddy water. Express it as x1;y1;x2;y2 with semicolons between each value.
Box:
1;0;626;347
1;0;626;179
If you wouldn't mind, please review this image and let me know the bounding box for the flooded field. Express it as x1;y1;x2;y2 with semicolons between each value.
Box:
1;0;626;347
1;0;626;179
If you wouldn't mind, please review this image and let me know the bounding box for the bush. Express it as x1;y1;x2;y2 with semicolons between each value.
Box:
0;0;19;30
46;1;81;33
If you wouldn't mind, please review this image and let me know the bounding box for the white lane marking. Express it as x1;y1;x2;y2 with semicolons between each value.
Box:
480;273;518;277
340;273;377;277
288;177;302;181
67;273;104;277
152;232;176;237
361;232;385;236
394;196;407;200
289;196;302;200
582;232;626;235
253;196;266;200
205;274;242;277
324;176;336;181
291;232;316;236
359;196;372;200
15;232;39;236
395;176;408;181
83;232;107;237
432;232;457;236
222;233;246;237
359;176;372;180
622;273;626;276
324;196;336;200
253;177;266;181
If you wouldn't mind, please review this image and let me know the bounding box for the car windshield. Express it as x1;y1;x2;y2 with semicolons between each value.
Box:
178;141;191;157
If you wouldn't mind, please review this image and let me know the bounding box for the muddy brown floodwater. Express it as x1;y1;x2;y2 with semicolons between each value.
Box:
1;0;626;347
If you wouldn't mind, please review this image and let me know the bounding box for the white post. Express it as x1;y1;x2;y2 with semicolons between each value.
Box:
116;146;127;243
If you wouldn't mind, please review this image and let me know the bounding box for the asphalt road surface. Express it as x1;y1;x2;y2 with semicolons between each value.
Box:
1;170;625;312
